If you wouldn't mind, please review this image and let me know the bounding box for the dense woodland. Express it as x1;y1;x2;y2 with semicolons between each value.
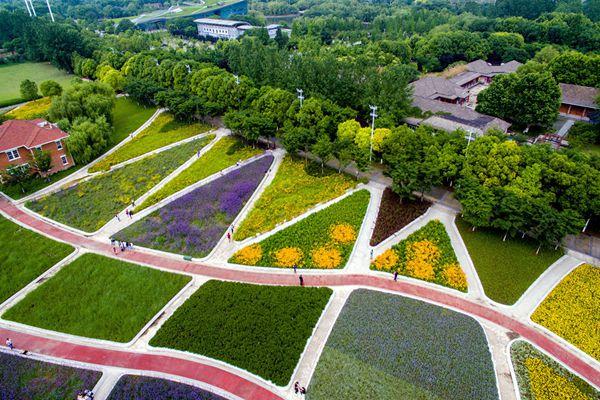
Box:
0;0;599;248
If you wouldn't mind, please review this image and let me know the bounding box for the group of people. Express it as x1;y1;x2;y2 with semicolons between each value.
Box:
111;239;132;253
294;382;307;395
76;389;94;400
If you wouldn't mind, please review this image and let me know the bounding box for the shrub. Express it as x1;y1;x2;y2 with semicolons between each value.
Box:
531;264;599;361
308;290;498;400
234;156;357;240
231;190;370;269
150;281;332;386
115;156;273;257
371;220;468;291
27;137;210;232
39;80;62;97
511;340;599;400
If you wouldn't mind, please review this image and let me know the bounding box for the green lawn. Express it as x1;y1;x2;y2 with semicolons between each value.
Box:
0;215;73;304
0;62;74;106
110;96;156;146
3;253;190;342
150;280;332;385
91;113;210;172
456;218;562;305
136;136;262;211
27;137;211;232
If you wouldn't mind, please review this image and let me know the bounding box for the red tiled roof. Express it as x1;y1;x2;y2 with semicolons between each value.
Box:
0;119;69;152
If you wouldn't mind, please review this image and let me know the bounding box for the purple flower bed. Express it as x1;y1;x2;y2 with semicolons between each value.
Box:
0;351;102;400
107;375;226;400
115;155;273;257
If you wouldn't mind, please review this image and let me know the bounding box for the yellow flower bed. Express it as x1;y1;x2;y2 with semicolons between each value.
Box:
274;247;303;267
312;246;342;269
330;224;356;244
531;264;599;361
442;263;468;292
234;156;357;240
232;244;262;265
6;97;52;119
372;249;399;271
525;357;589;400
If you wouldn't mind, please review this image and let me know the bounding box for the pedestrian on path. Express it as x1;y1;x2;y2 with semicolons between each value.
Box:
370;248;374;259
115;214;120;222
300;386;306;395
294;382;299;394
6;338;13;350
230;225;234;234
227;232;231;242
394;271;398;281
113;246;117;254
293;265;297;274
131;200;135;208
197;149;201;158
299;275;304;286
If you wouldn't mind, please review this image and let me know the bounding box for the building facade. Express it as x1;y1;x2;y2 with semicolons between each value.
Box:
0;119;74;175
559;83;599;120
194;18;252;39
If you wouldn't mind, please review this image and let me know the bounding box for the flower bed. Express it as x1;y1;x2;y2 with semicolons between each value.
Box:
234;156;357;240
136;136;263;212
0;215;73;304
107;375;226;400
150;280;332;386
27;136;211;232
531;264;599;361
307;290;498;400
0;350;102;399
91;113;211;172
370;188;431;246
510;340;599;400
3;253;190;342
5;96;52;119
231;190;370;269
371;220;467;291
115;156;273;257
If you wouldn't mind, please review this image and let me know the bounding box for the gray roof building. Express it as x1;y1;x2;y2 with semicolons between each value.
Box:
559;83;599;110
410;77;468;101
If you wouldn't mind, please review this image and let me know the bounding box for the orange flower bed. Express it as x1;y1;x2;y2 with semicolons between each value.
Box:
274;247;303;267
231;244;263;265
330;224;356;244
312;246;342;269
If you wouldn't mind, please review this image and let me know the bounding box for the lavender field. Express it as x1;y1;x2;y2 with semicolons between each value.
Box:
0;351;102;400
115;155;273;257
307;290;498;400
107;375;226;400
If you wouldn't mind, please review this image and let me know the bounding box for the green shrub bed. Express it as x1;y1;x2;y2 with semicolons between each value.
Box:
150;280;332;386
26;136;212;232
307;290;498;400
3;253;190;342
230;190;370;269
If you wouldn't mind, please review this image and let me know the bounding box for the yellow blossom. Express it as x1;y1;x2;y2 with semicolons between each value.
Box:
274;247;303;268
312;246;342;269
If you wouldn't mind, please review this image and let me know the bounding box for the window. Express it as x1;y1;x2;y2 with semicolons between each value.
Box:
56;140;63;150
61;155;68;165
6;149;20;161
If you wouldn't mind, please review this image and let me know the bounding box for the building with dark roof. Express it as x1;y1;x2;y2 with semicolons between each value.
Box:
559;83;599;120
0;119;73;175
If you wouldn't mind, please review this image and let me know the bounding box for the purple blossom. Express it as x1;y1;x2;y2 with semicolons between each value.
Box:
108;375;226;400
115;156;273;257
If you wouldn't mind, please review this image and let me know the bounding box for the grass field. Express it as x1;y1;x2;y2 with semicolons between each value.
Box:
150;280;332;385
0;215;73;304
3;253;190;342
110;97;157;146
456;218;562;305
0;62;74;106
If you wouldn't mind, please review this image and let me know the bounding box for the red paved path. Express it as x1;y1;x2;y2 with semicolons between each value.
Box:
1;197;599;394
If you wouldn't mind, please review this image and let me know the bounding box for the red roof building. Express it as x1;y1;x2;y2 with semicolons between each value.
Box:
0;119;74;175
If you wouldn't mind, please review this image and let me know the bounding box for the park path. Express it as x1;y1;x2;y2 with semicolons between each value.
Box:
1;195;599;397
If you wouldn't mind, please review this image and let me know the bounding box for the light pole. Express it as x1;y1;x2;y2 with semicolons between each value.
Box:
45;0;55;21
369;105;378;162
296;88;304;108
233;74;240;85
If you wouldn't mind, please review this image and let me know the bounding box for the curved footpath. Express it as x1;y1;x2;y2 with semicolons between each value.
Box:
1;196;599;396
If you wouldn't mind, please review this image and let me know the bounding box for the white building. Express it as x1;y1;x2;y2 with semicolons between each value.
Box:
194;18;252;40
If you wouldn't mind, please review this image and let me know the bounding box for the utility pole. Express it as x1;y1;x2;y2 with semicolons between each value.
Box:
369;105;378;162
296;88;304;108
29;0;37;16
45;0;54;22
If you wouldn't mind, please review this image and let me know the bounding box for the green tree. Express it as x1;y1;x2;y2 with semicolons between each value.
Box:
65;116;112;164
2;164;31;193
224;109;275;144
48;81;115;123
39;80;62;97
20;79;39;101
32;149;53;179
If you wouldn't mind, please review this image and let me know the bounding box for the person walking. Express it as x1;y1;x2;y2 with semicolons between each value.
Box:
299;275;304;286
293;264;297;274
394;271;398;281
230;225;234;234
6;338;13;350
113;246;117;254
227;232;231;242
370;248;374;259
300;386;306;395
294;382;299;394
115;214;120;222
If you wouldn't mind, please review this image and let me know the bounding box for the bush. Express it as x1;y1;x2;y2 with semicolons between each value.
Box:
371;220;467;291
39;80;62;97
20;79;39;100
511;340;599;400
150;281;332;386
308;290;498;400
235;156;357;240
531;264;599;361
231;190;370;269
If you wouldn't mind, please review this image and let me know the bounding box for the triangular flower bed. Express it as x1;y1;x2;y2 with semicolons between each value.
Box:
371;220;468;292
114;155;273;257
230;190;370;269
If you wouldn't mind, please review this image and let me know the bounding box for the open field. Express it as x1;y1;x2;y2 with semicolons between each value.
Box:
0;62;74;106
0;215;73;304
109;96;157;146
3;253;190;342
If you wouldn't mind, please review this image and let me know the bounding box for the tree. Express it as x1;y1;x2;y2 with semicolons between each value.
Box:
48;81;115;123
65;116;112;164
456;176;496;228
224;109;275;144
495;0;556;19
2;164;31;193
124;77;161;106
312;135;334;172
20;79;39;100
115;19;136;33
39;80;62;97
32;149;53;179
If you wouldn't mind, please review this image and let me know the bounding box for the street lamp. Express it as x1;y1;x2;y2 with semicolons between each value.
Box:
369;105;378;162
296;88;304;108
233;74;240;85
